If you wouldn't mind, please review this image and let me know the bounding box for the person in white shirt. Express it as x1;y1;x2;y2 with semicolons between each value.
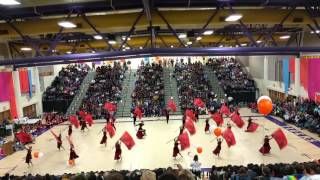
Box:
190;155;202;179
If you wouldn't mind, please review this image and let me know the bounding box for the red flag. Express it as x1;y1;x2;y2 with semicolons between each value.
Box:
78;110;86;118
184;119;196;135
271;128;288;150
222;128;236;147
15;132;32;144
120;131;135;150
178;132;190;150
134;107;143;119
69;115;79;128
105;123;116;138
104;102;117;112
85;114;94;127
210;112;224;126
246;122;259;132
230;113;244;128
167;100;177;112
193;98;205;108
220;104;231;116
185;109;195;120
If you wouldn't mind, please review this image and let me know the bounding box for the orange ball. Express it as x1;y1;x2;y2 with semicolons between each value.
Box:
33;151;39;158
258;99;273;115
214;128;222;137
68;159;75;166
196;147;203;154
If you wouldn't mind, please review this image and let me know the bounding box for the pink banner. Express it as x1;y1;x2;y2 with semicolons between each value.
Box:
0;72;11;102
308;58;320;100
19;69;30;93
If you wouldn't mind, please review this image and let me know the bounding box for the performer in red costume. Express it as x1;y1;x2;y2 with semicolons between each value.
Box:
173;138;183;159
204;118;210;133
114;141;122;161
136;123;146;139
259;135;272;155
25;146;33;167
213;138;223;157
100;129;107;147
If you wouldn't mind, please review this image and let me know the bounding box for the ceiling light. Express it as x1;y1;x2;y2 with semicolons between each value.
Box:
280;35;290;39
225;14;243;22
57;21;77;28
178;34;187;38
196;37;202;41
170;45;174;48
108;40;116;44
122;49;126;51
316;30;320;34
125;47;130;50
122;36;131;41
219;45;224;47
186;41;192;45
203;30;213;35
311;31;315;34
94;35;103;40
20;47;32;51
66;51;72;54
241;43;247;46
0;0;20;5
91;50;96;53
235;45;239;47
51;49;57;53
139;46;143;49
256;40;262;43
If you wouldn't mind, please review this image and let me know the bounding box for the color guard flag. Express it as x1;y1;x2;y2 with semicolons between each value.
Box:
185;109;196;120
246;122;259;132
184;119;196;135
193;98;205;108
69;115;80;128
220;104;231;116
211;112;224;126
104;102;117;112
167;100;177;112
230;112;245;128
120;131;135;150
178;132;190;150
271;128;288;150
134;107;143;119
105;123;116;138
85;114;94;126
222;128;236;147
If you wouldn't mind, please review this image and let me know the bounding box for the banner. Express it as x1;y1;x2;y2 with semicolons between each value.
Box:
282;57;290;94
0;72;11;102
28;70;33;97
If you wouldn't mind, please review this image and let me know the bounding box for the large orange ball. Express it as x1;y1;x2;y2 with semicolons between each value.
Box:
196;147;203;154
68;159;75;166
33;151;39;158
214;128;222;137
258;99;273;115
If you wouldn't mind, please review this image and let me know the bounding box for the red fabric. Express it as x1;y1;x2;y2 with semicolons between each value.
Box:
210;112;224;126
178;132;190;150
85;114;94;127
246;122;259;132
289;57;295;81
167;100;177;112
120;131;135;150
300;58;309;91
271;128;288;150
134;107;143;119
69;115;80;128
105;123;116;138
230;113;244;128
193;98;205;108
185;109;195;120
19;70;30;93
8;72;17;118
222;128;236;147
104;102;117;112
220;104;231;116
184;119;196;135
79;110;86;118
15;132;32;144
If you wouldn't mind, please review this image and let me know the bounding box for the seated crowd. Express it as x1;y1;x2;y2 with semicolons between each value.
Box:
207;58;255;93
273;98;320;135
43;64;90;101
131;63;165;117
1;161;320;180
174;62;219;113
81;63;125;119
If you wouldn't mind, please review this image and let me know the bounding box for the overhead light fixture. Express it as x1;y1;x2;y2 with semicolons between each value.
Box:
125;47;130;50
139;46;143;49
91;50;96;53
256;40;262;43
57;21;77;28
178;34;187;38
225;14;243;22
203;30;213;35
51;49;57;53
66;51;72;54
196;37;202;41
241;43;247;46
235;45;239;47
316;30;320;34
219;45;224;48
186;41;192;45
311;31;315;34
108;40;116;44
280;35;290;39
20;47;32;51
170;45;174;48
94;35;103;40
122;36;131;41
0;0;20;5
122;49;126;52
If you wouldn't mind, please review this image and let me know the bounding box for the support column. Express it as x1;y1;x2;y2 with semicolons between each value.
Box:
12;71;23;117
294;57;301;96
33;67;43;115
263;56;268;81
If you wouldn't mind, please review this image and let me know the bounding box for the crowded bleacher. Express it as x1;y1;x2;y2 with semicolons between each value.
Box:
81;63;125;119
42;64;90;101
207;58;255;93
273;98;320;135
131;62;165;117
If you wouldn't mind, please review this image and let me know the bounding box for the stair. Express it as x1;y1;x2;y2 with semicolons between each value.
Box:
204;66;226;101
65;71;97;116
116;69;137;118
163;67;182;115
